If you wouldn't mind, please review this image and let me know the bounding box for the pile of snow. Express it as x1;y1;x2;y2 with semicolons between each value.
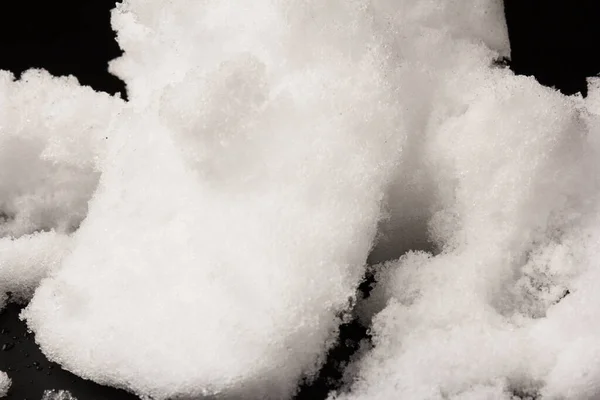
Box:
0;70;122;238
24;1;404;399
0;0;598;399
334;4;600;400
338;78;600;399
0;70;123;309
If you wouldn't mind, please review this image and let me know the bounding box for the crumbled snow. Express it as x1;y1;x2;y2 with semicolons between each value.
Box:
41;390;78;400
0;231;71;309
0;371;10;398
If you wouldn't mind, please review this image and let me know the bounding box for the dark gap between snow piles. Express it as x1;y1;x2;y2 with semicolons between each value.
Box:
1;1;599;399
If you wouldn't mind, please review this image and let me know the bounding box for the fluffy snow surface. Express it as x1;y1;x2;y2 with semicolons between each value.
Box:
0;70;123;307
27;0;405;399
338;78;600;399
0;0;598;399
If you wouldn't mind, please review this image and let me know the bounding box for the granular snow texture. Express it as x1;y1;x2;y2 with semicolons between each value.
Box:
0;0;597;399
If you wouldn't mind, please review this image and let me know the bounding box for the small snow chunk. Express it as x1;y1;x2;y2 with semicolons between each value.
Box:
0;231;71;310
0;371;10;398
41;390;78;400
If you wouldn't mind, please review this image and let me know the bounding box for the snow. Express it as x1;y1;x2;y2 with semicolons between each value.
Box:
0;231;71;309
41;390;77;400
0;371;9;398
0;70;122;239
331;4;600;400
23;1;404;399
0;0;598;399
0;70;123;310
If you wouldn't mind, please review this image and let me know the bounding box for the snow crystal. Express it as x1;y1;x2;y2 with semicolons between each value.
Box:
0;371;9;398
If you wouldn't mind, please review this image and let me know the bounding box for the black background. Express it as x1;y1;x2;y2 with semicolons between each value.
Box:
0;0;126;98
1;1;599;399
